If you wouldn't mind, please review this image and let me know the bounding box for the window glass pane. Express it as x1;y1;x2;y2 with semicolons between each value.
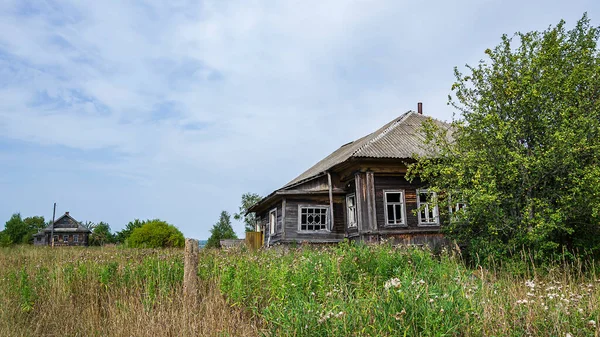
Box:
394;205;402;221
300;207;328;230
386;193;401;203
419;192;428;203
387;205;395;223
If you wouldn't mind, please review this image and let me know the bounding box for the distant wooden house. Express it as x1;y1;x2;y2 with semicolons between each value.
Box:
249;106;455;247
33;212;91;246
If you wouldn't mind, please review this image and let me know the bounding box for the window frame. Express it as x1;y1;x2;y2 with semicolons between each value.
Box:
417;189;439;226
73;234;79;243
63;234;69;242
448;194;467;222
269;208;277;235
297;205;330;232
383;190;407;227
346;194;357;228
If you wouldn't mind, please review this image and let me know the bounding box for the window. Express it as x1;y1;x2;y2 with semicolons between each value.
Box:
417;190;439;225
73;234;79;243
449;202;467;214
299;207;328;231
53;235;58;243
346;194;357;228
63;235;69;242
449;195;467;222
269;209;277;235
384;191;406;225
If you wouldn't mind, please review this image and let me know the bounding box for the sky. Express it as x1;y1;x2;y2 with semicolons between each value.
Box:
0;0;598;239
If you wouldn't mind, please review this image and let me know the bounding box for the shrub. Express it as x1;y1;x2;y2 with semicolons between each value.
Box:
127;220;184;248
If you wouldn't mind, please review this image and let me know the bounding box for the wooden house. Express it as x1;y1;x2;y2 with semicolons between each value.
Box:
33;212;91;246
248;106;454;247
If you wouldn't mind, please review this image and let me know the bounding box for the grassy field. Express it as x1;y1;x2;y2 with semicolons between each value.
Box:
1;244;599;336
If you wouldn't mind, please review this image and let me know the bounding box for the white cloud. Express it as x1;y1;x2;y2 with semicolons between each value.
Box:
0;0;598;237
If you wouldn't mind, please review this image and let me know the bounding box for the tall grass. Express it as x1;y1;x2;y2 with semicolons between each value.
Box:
0;246;261;337
200;242;600;337
1;244;599;336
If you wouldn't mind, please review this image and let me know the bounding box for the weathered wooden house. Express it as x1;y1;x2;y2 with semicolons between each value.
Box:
248;106;454;247
33;212;91;246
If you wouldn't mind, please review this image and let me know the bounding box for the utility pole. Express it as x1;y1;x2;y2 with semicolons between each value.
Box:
51;203;56;247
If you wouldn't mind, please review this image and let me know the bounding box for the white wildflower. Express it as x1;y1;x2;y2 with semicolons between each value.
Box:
525;280;536;289
384;278;401;290
588;320;596;328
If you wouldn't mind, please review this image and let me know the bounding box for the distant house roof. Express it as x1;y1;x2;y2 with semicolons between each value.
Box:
283;111;450;188
38;212;91;234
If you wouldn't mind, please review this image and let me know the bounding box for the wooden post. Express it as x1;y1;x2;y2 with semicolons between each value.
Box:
327;171;335;231
50;203;56;247
183;238;199;306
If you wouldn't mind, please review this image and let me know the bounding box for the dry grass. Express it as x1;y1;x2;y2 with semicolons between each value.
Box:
2;245;599;336
0;246;263;337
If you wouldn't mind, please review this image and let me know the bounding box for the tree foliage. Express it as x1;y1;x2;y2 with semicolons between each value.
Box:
2;213;46;245
207;211;238;248
127;220;185;248
89;222;115;246
408;14;600;262
233;192;262;232
115;219;146;244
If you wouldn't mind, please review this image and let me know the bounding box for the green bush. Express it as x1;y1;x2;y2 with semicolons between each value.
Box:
127;220;184;248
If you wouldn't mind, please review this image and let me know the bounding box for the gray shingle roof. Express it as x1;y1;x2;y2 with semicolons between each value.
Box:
38;213;91;233
283;111;450;188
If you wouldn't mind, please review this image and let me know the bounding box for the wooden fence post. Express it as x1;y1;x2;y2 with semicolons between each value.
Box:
183;238;199;306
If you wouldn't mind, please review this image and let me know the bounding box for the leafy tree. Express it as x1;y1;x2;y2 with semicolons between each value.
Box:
233;193;263;232
21;216;47;244
127;219;184;248
408;14;600;261
0;231;12;247
206;211;238;248
89;222;115;246
115;219;146;244
3;213;24;245
2;214;47;245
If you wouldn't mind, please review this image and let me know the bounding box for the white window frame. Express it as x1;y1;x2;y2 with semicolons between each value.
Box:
417;189;439;226
297;205;330;232
73;234;79;243
63;235;69;242
383;190;407;226
346;194;357;228
269;208;277;235
448;194;467;222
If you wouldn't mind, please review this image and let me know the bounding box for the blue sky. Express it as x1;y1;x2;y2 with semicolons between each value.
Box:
1;0;598;239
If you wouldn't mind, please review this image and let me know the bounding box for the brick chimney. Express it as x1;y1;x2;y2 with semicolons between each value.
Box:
65;211;69;216
417;102;423;114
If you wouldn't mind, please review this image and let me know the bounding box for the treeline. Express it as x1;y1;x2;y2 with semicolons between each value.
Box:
0;214;184;248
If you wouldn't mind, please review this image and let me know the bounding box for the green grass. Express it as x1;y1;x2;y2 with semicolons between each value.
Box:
1;243;599;336
200;242;600;336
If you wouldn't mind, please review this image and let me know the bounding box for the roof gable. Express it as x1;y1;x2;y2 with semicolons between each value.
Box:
41;213;91;233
